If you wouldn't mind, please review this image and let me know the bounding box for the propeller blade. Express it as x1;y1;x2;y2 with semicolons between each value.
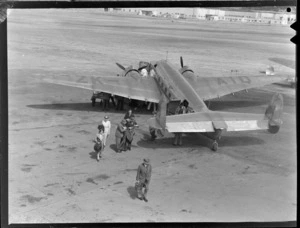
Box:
116;62;126;71
180;56;184;68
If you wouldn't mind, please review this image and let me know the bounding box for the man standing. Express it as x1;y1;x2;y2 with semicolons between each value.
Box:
124;121;135;151
136;158;152;202
124;109;138;127
115;119;127;153
149;111;157;141
173;102;187;146
102;93;110;111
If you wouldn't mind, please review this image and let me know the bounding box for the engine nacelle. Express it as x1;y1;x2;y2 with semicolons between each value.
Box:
179;66;194;75
179;66;198;81
124;68;140;78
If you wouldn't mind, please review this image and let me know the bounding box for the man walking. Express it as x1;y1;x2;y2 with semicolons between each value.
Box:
136;158;152;202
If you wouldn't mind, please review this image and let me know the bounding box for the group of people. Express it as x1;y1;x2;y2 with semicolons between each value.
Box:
139;61;156;78
93;115;112;161
93;110;151;202
92;100;194;202
93;109;138;162
91;92;125;111
115;109;138;153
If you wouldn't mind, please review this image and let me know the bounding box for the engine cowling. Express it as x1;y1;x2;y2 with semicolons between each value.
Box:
178;56;197;80
116;62;140;78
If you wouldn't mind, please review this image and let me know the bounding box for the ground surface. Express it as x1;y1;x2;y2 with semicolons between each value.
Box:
7;9;296;223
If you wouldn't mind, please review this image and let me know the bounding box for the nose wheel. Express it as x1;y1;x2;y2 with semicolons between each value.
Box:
211;141;218;151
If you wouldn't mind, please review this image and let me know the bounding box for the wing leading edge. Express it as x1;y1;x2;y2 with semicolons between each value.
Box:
187;75;286;100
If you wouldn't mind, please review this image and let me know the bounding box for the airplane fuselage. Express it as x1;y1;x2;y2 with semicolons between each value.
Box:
154;60;208;112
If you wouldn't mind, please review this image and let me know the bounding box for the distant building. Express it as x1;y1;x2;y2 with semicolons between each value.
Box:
113;8;122;13
195;8;225;20
206;15;219;21
117;8;295;25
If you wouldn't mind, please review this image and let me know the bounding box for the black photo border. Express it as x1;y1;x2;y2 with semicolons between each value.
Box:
0;1;297;227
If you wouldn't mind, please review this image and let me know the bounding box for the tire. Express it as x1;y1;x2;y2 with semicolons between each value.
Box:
211;141;218;151
92;98;96;107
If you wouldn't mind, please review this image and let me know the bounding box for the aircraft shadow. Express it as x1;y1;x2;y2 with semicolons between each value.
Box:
207;100;266;111
28;103;112;112
136;133;265;149
27;103;153;114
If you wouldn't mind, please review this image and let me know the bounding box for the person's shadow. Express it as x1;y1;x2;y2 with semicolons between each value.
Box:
89;151;97;160
127;186;138;200
109;144;118;152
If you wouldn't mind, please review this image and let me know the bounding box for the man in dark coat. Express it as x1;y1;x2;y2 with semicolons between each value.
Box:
136;158;152;202
173;102;187;146
124;109;138;127
149;111;157;140
123;121;135;151
115;95;124;111
115;119;127;153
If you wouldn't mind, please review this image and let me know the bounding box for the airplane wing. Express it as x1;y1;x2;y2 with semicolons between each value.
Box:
44;75;161;103
269;57;295;69
186;75;286;100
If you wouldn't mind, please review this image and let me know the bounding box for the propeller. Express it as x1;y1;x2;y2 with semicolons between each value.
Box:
179;56;194;75
180;56;184;68
116;62;126;71
138;61;150;71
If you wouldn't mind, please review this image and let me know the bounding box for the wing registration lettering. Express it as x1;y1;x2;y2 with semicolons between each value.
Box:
76;76;89;84
217;76;251;86
217;78;227;85
239;76;251;84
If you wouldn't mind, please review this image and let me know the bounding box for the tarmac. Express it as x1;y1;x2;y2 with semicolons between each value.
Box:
8;9;296;223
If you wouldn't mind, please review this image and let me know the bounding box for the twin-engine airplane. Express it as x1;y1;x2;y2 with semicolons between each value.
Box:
44;57;284;151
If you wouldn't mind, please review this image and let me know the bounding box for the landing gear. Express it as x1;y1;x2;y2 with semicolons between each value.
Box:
211;141;218;151
200;132;221;152
91;98;96;107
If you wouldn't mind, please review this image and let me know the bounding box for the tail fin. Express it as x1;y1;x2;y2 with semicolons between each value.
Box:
265;93;283;134
156;96;168;129
146;96;168;133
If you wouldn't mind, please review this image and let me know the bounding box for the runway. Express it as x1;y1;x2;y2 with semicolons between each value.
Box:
8;9;296;223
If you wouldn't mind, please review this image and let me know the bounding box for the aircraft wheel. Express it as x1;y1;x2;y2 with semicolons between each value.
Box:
211;141;218;152
91;98;96;107
268;125;280;134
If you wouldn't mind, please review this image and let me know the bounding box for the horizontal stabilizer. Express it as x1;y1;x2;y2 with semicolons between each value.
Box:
165;111;270;133
165;93;283;134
